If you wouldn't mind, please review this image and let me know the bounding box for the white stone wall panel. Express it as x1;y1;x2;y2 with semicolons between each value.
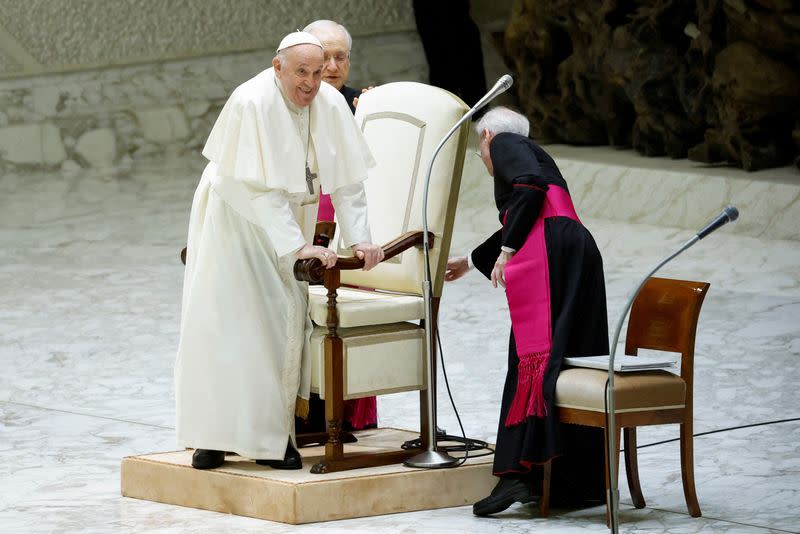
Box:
75;128;116;167
0;0;416;77
0;49;21;74
0;122;65;164
0;1;430;169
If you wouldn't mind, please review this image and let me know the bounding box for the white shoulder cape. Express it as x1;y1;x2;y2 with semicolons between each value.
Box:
202;68;375;194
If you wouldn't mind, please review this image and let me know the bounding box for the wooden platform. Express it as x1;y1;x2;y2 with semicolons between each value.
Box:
121;428;495;524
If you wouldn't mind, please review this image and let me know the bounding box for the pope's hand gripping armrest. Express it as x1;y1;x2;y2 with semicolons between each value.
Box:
293;231;434;285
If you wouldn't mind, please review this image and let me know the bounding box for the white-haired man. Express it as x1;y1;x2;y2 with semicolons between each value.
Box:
175;31;384;471
446;107;608;515
303;19;361;111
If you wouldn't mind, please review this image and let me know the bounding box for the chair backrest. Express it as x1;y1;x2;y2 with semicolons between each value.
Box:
625;277;710;389
335;82;470;297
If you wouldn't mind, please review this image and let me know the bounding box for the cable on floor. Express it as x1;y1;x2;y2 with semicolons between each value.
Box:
400;326;495;464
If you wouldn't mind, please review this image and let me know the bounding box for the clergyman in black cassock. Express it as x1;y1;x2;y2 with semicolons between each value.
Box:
446;107;609;516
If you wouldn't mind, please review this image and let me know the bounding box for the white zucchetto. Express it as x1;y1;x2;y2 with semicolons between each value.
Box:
276;31;323;52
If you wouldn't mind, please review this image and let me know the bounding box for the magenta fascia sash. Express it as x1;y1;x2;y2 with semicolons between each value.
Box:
503;185;580;426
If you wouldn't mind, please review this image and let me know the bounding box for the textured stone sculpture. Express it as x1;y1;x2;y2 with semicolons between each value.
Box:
504;0;800;170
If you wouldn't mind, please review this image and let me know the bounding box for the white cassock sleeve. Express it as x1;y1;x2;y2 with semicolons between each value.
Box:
250;189;307;257
331;182;372;248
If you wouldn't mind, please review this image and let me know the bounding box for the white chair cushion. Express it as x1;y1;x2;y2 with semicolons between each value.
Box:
308;285;424;328
308;322;426;399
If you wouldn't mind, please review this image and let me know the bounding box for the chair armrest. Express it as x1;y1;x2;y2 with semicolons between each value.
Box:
294;230;434;284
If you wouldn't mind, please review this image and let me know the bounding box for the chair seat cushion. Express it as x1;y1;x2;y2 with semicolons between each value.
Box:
308;322;426;399
309;285;424;328
555;368;686;413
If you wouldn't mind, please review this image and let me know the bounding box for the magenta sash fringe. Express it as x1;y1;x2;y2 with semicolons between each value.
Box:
504;185;580;427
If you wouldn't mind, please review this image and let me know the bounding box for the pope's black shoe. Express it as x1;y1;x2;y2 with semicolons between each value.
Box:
473;476;537;516
191;449;225;469
256;442;302;470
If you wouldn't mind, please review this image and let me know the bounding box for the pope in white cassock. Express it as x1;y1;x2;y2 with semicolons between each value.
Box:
175;32;384;470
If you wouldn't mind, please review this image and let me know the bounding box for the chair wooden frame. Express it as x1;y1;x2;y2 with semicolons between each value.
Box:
540;277;710;521
181;229;436;473
293;230;436;474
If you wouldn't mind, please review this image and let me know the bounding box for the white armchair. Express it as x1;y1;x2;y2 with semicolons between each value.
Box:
294;82;470;473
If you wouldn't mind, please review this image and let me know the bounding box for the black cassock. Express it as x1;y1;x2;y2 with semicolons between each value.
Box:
340;85;360;114
471;133;609;505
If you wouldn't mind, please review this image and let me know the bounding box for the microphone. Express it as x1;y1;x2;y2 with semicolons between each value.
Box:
467;74;514;120
405;75;514;470
604;205;740;533
697;205;739;239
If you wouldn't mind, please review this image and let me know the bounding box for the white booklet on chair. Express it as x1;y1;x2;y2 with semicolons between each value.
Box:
564;354;678;372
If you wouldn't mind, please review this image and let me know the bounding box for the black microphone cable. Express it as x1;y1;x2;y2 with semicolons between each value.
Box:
402;231;495;465
401;327;495;463
603;380;799;451
636;417;800;450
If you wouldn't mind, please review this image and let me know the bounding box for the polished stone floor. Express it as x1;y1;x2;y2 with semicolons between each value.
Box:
1;150;798;533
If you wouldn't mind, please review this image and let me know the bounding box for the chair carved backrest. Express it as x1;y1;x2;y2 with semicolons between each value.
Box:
625;277;711;389
333;82;470;297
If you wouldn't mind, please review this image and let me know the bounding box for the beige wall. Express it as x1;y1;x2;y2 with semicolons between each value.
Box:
0;0;416;79
0;1;429;169
0;0;513;170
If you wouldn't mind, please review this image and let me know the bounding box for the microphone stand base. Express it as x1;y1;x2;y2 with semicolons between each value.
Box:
404;450;459;469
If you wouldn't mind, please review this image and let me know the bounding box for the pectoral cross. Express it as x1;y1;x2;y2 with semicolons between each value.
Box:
305;164;317;195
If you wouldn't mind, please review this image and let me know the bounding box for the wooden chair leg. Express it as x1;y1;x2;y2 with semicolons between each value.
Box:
680;421;702;517
313;334;345;474
296;431;356;448
603;425;622;527
539;459;552;517
624;427;646;509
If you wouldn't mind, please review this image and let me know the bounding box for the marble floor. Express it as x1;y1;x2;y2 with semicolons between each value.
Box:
1;150;799;533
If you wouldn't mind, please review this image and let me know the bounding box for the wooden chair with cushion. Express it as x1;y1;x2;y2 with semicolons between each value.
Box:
540;277;710;521
293;81;470;473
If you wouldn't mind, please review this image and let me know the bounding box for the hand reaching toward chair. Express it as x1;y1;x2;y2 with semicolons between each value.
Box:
445;256;469;282
352;86;375;109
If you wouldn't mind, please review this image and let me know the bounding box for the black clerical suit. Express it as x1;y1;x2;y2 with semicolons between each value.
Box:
471;133;609;505
340;85;359;114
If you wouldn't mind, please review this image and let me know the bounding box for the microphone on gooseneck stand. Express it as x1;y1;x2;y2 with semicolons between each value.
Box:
605;205;740;533
466;75;513;121
405;75;514;470
697;205;739;239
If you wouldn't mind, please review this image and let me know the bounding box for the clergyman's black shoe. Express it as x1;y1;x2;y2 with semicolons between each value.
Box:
191;449;225;469
256;442;302;470
473;477;537;516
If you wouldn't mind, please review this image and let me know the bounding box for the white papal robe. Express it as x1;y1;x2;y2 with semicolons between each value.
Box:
175;68;374;460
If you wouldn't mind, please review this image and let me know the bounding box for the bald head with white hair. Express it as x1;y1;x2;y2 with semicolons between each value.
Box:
303;20;352;90
474;107;530;138
475;107;531;176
